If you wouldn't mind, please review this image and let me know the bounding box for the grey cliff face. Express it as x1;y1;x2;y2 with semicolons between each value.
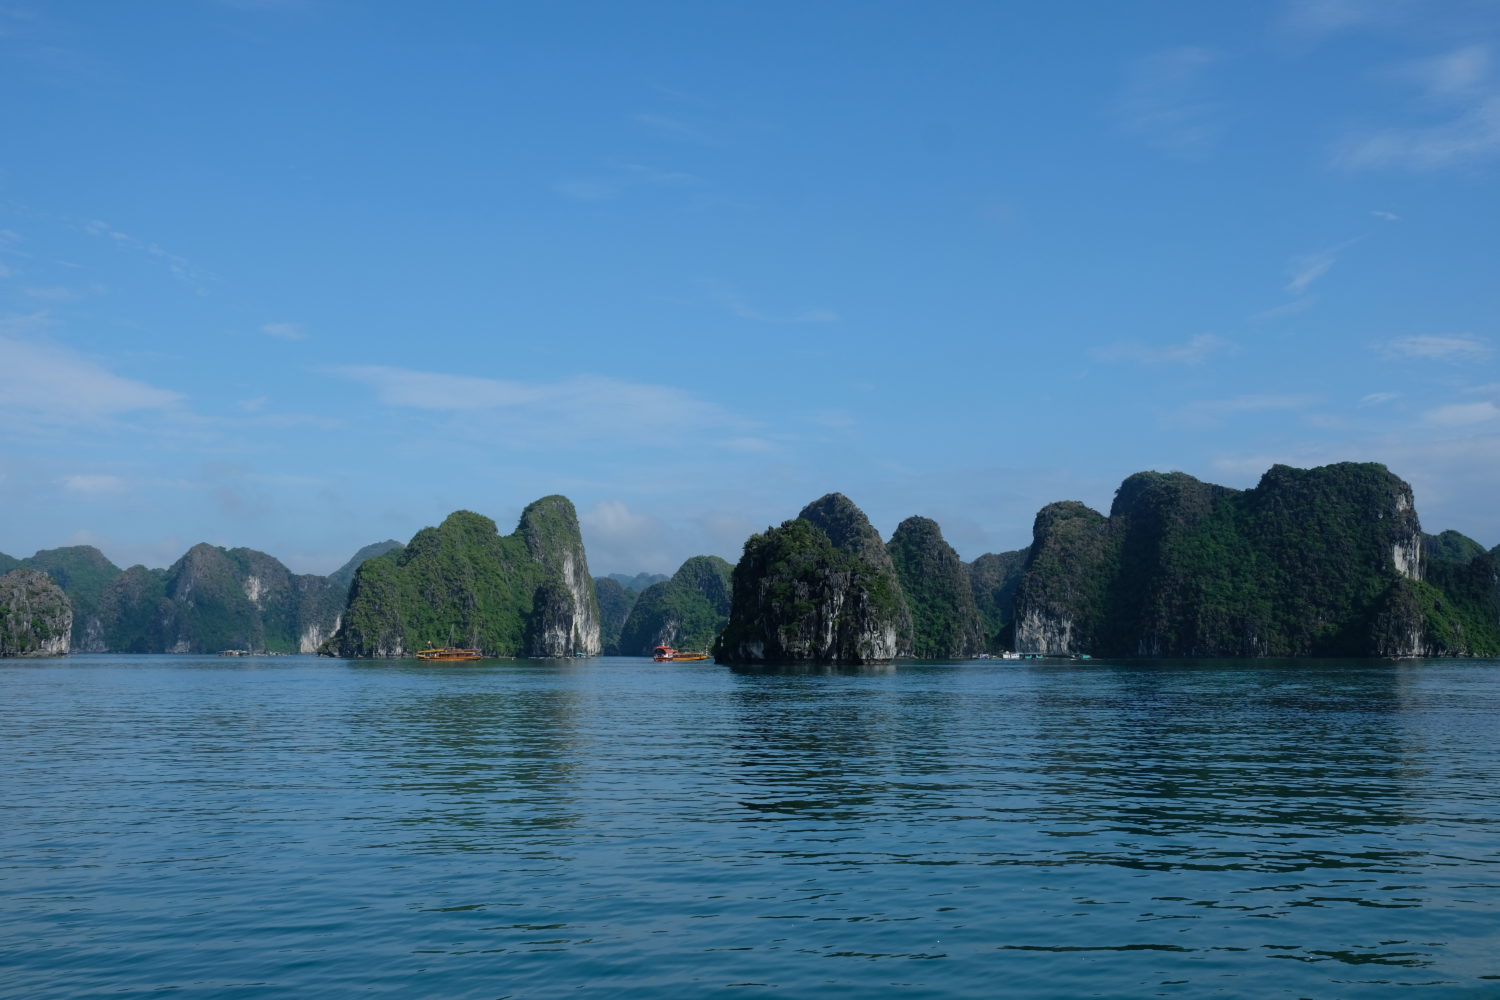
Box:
718;494;911;665
0;569;73;657
520;496;602;656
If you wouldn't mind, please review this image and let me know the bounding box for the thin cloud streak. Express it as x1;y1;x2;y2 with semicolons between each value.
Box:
1377;334;1493;362
0;327;183;425
322;365;752;447
1092;333;1232;365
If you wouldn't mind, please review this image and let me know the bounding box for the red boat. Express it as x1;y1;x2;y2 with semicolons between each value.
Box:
652;645;709;662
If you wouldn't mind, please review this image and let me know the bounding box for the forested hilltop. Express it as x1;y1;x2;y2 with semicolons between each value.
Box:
715;463;1499;663
329;497;601;658
6;462;1497;661
0;540;401;654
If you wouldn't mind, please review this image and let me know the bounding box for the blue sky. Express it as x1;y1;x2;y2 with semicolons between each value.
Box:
3;0;1499;576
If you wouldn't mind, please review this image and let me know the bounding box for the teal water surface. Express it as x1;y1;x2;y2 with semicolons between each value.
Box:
2;655;1498;998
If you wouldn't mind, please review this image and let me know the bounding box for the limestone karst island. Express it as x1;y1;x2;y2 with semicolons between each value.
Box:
3;462;1498;662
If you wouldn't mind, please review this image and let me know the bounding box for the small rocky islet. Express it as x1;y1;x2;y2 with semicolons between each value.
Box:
3;462;1498;661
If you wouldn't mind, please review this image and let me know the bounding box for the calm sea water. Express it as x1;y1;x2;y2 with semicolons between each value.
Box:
2;655;1498;999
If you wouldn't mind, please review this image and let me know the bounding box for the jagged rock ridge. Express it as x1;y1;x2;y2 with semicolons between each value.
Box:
888;516;985;657
617;555;733;655
0;569;73;657
1010;463;1468;657
717;493;912;664
331;496;601;658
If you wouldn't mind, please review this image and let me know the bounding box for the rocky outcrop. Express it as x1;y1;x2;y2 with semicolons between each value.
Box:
518;496;601;656
593;577;639;655
332;498;601;658
717;493;911;664
74;542;384;654
14;546;121;652
0;569;73;657
967;548;1027;652
1012;462;1456;657
887;516;984;657
617;555;733;655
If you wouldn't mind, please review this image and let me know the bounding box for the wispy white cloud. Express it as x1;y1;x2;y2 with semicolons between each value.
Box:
1394;44;1490;99
1423;401;1500;426
704;280;840;325
1339;96;1500;170
1092;333;1232;365
62;473;127;495
1359;391;1400;406
23;285;79;301
0;322;183;425
1279;0;1419;39
1167;393;1317;430
322;365;748;447
579;499;674;575
261;321;306;341
1114;46;1222;156
1337;46;1500;171
1251;297;1318;322
719;436;777;453
1377;334;1493;362
1370;209;1401;221
633;112;715;144
1286;237;1362;295
83;219;214;289
553;161;703;202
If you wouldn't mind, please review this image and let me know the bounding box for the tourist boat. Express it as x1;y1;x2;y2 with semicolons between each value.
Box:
416;644;482;662
652;645;709;662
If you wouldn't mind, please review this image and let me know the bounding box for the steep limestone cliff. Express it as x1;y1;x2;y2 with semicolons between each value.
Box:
1012;462;1454;657
331;498;600;658
887;516;984;657
518;496;601;656
967;548;1027;652
0;569;73;657
617;555;733;655
16;546;121;652
717;493;911;664
593;577;638;655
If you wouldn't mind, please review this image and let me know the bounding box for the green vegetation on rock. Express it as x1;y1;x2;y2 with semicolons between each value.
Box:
15;546;121;651
593;577;638;655
887;516;984;657
0;569;73;657
331;497;600;658
1012;462;1496;657
967;548;1027;652
718;494;911;664
616;555;732;655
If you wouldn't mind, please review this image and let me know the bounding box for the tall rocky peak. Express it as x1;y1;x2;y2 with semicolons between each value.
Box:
717;494;912;664
329;540;404;589
1013;461;1456;658
0;569;73;657
1423;530;1485;567
331;498;601;658
17;545;122;652
617;555;733;656
517;495;601;656
887;516;984;657
967;548;1027;652
593;577;638;655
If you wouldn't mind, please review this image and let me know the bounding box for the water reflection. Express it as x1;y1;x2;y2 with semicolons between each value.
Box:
344;661;588;849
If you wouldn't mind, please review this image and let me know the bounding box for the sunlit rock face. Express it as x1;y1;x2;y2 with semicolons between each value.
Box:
1011;463;1453;658
717;493;911;665
331;497;602;659
0;569;73;657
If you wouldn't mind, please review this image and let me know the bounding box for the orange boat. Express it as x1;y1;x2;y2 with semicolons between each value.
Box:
652;645;709;662
416;644;482;662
